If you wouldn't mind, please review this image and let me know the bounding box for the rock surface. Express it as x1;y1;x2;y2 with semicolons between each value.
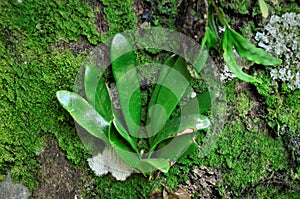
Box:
0;171;31;199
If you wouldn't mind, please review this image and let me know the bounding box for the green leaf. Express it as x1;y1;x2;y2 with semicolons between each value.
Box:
156;133;196;161
113;118;138;153
208;5;219;39
56;90;109;143
229;28;282;66
95;77;113;122
149;114;210;154
109;125;170;173
193;27;217;73
85;65;113;122
84;65;99;107
181;91;212;116
222;28;259;83
108;125;141;170
140;158;170;173
110;34;141;137
204;27;218;50
194;46;209;74
258;0;269;18
147;55;191;137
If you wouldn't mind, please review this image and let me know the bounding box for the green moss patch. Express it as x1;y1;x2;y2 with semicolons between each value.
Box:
0;0;99;190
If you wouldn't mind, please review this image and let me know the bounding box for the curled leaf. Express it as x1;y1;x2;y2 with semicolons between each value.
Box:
108;126;170;173
149;114;210;155
229;28;282;66
84;65;113;122
222;28;260;83
95;77;113;122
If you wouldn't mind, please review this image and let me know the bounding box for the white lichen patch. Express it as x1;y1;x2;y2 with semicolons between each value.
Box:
220;64;237;82
255;12;300;90
88;146;134;181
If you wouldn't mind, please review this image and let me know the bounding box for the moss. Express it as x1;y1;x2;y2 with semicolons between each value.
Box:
0;0;299;197
136;79;290;197
173;81;289;197
218;0;252;15
274;1;300;15
146;0;178;29
82;174;156;198
0;31;90;188
163;162;191;188
0;0;102;44
203;122;287;195
238;21;257;40
101;0;137;37
0;0;100;190
255;71;300;164
244;185;300;199
0;0;142;192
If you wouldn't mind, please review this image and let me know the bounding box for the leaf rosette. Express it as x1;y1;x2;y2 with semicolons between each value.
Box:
56;33;213;177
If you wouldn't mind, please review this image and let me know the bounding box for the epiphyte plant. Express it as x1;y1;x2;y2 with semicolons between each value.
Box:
193;0;282;83
56;33;211;175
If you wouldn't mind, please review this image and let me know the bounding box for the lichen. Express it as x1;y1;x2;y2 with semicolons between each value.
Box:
255;12;300;90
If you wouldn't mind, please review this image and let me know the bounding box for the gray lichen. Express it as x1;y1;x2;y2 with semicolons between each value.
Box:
255;12;300;90
284;127;300;161
0;171;31;199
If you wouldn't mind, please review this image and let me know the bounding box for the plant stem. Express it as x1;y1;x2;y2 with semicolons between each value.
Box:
210;0;230;28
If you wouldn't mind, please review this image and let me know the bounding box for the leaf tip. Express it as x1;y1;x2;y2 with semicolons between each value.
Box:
56;90;71;106
277;58;283;65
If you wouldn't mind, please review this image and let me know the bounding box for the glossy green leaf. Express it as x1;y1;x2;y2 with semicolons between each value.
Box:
95;77;113;122
56;90;109;143
113;118;138;153
222;28;259;83
111;34;141;137
147;55;192;137
108;125;141;169
149;114;210;154
229;28;282;66
84;65;113;122
258;0;269;18
140;158;170;173
181;91;212;116
156;133;195;161
84;65;100;106
109;125;169;173
111;100;138;153
204;27;218;50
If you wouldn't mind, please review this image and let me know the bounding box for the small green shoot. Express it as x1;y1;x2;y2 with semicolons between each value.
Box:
194;0;282;83
258;0;269;18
